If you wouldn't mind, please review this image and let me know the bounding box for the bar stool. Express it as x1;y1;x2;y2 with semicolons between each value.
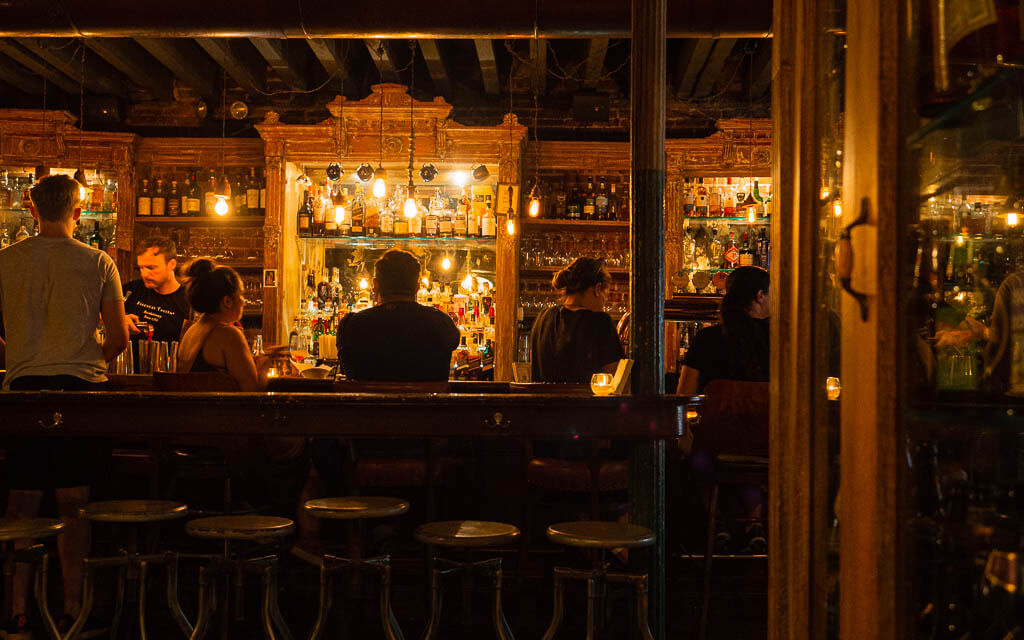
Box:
542;521;656;640
184;515;295;640
0;518;64;630
415;520;519;640
302;497;409;640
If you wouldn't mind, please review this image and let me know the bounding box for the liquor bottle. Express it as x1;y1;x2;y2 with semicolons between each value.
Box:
89;178;104;211
338;188;352;236
453;204;468;237
425;199;439;237
695;178;709;216
234;172;247;215
583;176;596;220
296;188;313;235
393;206;408;237
567;180;581;220
682;178;695;214
756;229;770;268
137;179;152;217
709;227;725;267
246;168;260;216
752;179;764;212
167;181;181;216
0;170;10;208
185;174;199;216
311;187;326;236
481;200;496;237
107;226;117;257
439;204;454;238
607;183;620;220
204;171;218;216
0;226;10;249
723;178;737;215
350;186;365;236
14;225;29;243
364;193;380;237
555;179;568;219
324;201;339;237
89;221;103;250
379;203;395;236
258;168;267;215
21;174;34;210
596;177;610;220
151;179;166;216
467;205;480;236
408;201;423;236
739;232;755;266
709;180;722;216
734;183;747;212
617;183;630;221
724;231;740;268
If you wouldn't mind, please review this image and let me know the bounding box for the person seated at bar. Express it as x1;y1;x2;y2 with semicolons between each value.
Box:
530;257;625;383
0;174;129;637
676;266;770;395
124;235;189;369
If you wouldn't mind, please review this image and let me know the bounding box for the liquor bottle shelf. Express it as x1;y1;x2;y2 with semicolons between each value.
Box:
135;216;266;226
680;215;770;223
1;208;117;216
295;235;496;249
184;259;264;270
520;265;630;277
519;218;629;231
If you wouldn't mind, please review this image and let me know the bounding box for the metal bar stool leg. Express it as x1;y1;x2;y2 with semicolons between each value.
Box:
138;561;149;640
35;554;62;640
420;566;443;640
490;564;514;640
633;574;655;640
372;558;404;640
585;575;599;640
307;562;331;640
190;566;216;640
260;565;280;640
109;564;127;640
165;553;194;638
268;564;293;640
541;568;567;640
699;482;720;640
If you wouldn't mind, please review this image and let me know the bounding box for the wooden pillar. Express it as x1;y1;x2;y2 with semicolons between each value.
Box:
629;0;667;637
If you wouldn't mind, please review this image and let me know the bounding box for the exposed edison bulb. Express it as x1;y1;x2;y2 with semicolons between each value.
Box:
359;277;369;290
421;276;430;287
79;185;88;203
747;206;757;223
832;200;842;218
214;195;230;217
461;273;474;291
404;196;418;219
528;198;540;218
1009;212;1019;227
506;217;516;236
956;234;965;246
441;256;452;271
373;178;387;199
452;171;468;188
819;186;830;201
334;205;346;224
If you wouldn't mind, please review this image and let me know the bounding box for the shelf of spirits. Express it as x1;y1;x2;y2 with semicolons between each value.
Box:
135;167;266;220
521;173;630;222
136;216;267;227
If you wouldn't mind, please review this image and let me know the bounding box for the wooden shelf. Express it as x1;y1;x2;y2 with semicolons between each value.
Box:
520;219;629;232
680;215;769;223
135;216;266;226
296;235;495;249
520;266;630;277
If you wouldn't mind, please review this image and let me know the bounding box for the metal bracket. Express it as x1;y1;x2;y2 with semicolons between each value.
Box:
483;412;512;432
836;197;871;321
38;412;63;430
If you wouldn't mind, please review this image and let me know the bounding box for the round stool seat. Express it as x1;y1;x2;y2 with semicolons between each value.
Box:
0;518;64;541
81;500;188;523
546;521;655;549
186;516;295;541
415;520;519;548
304;497;409;520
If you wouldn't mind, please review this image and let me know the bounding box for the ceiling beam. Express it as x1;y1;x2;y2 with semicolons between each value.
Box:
135;38;217;98
196;38;266;93
583;38;609;89
14;37;127;95
474;39;499;95
0;52;51;95
748;39;772;98
672;39;713;98
83;38;174;101
363;39;399;82
0;39;80;94
249;38;309;91
529;39;547;94
692;38;737;98
418;39;450;97
306;38;350;82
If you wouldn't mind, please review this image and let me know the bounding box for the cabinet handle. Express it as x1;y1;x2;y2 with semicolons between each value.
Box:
39;412;63;430
836;197;870;321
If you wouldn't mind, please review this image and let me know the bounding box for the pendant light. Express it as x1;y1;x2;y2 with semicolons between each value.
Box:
73;45;87;204
527;93;541;217
372;43;388;199
403;41;418;220
214;66;230;216
504;58;516;236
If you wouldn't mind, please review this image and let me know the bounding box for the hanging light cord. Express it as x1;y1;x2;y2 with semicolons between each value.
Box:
408;41;416;182
221;66;227;181
378;43;385;170
78;42;84;174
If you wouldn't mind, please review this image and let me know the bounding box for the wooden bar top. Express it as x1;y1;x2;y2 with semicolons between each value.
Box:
0;389;697;439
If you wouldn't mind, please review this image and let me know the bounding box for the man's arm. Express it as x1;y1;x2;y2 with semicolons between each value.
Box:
0;336;5;369
100;299;129;362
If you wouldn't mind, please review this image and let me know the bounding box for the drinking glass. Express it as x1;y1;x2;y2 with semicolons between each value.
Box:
590;373;615;396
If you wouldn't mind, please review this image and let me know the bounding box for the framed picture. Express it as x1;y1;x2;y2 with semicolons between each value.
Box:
263;269;277;288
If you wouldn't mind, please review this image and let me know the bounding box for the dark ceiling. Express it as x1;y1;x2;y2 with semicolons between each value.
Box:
0;36;771;139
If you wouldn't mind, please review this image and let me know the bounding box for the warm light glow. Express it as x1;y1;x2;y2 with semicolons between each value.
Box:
747;207;757;223
452;171;468;188
404;197;418;219
955;291;967;302
819;186;830;200
461;273;474;291
826;376;841;401
79;185;87;203
334;205;346;224
214;196;229;216
956;234;965;246
441;256;452;271
421;277;429;287
506;218;516;235
266;368;278;378
373;178;387;199
832;200;842;217
359;278;369;290
1009;212;1020;227
528;198;540;217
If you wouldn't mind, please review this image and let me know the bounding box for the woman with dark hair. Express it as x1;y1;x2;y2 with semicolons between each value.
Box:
676;265;770;394
530;257;625;383
176;258;262;391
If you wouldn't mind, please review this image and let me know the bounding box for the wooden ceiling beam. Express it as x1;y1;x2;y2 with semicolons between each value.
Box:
0;39;80;95
306;38;350;82
0;51;51;95
249;38;309;90
363;39;399;82
583;38;609;89
14;37;127;95
748;39;772;98
135;38;218;98
692;38;737;98
474;39;499;95
672;39;713;98
418;39;450;97
83;38;175;101
529;39;547;94
196;38;266;93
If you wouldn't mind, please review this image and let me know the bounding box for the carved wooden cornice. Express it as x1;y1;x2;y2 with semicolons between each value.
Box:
136;137;265;168
0;108;137;168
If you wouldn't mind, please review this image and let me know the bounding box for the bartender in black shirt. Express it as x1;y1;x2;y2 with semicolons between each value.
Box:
123;236;189;368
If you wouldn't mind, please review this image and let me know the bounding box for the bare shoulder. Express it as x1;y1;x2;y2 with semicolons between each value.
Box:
209;324;249;348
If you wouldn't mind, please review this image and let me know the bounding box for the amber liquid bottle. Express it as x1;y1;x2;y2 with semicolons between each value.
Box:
296;189;313;236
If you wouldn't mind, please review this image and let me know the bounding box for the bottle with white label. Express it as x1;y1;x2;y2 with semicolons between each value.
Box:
481;205;496;237
137;179;152;217
247;168;260;214
151;179;166;216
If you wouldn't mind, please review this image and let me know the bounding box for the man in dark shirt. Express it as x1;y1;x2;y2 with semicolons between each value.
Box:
123;236;189;370
339;249;460;381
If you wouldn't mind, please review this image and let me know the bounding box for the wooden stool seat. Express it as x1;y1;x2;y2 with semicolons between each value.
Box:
81;500;189;523
545;521;655;549
185;515;295;540
0;518;64;541
415;520;520;548
304;497;409;520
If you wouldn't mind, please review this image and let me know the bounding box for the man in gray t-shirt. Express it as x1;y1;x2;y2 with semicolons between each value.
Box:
0;174;128;635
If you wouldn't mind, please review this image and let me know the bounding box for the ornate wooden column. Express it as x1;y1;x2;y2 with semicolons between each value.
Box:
263;140;285;344
630;0;667;637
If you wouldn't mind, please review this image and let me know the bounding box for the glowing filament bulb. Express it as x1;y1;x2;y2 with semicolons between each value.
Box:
214;196;229;216
404;197;417;219
373;178;386;199
79;185;87;203
452;172;468;188
359;277;369;290
462;273;474;290
421;277;429;287
506;218;516;236
747;207;757;223
441;256;452;271
528;198;540;218
956;234;965;246
334;205;346;224
833;200;842;218
1009;212;1019;227
819;186;830;200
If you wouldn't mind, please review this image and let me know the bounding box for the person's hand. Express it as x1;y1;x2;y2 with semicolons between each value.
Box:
125;314;141;334
963;316;988;342
935;328;974;348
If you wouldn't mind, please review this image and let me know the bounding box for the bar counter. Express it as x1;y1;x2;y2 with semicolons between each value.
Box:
0;386;696;439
